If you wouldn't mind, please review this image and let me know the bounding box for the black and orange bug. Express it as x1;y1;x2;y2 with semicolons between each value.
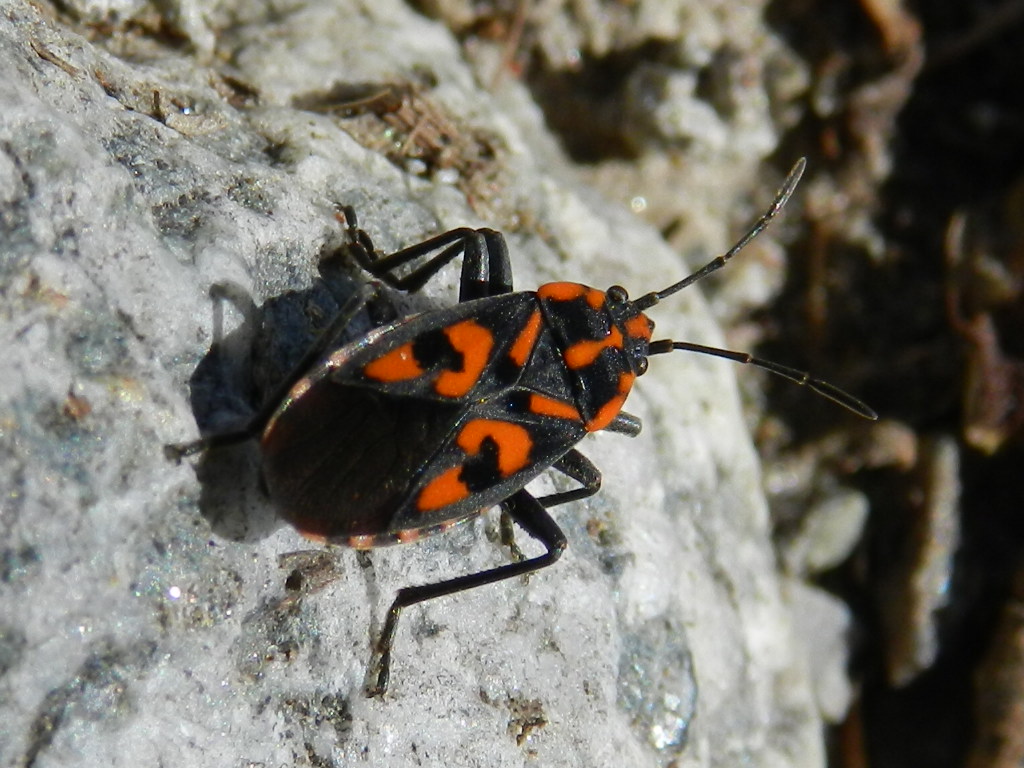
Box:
166;158;876;696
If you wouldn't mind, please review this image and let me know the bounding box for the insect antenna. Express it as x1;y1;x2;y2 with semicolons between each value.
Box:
633;157;875;419
647;339;877;419
633;158;807;312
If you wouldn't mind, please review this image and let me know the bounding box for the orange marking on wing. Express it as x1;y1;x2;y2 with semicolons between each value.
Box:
625;313;654;341
537;282;587;302
435;320;493;397
417;466;470;511
458;419;532;476
564;326;624;369
508;310;543;367
585;372;636;432
363;342;423;382
529;393;580;420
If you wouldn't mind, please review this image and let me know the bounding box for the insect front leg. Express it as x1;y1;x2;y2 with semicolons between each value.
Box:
340;206;514;301
366;489;567;697
604;411;642;437
459;229;512;301
537;449;603;507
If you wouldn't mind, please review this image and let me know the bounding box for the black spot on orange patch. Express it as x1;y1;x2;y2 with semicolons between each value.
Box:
458;419;531;476
416;419;534;512
435;320;493;397
412;327;462;370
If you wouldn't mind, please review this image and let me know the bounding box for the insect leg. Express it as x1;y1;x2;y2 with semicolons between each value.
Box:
498;508;526;563
340;206;490;294
340;206;513;300
458;229;513;302
604;411;642;437
501;448;601;562
536;449;603;507
367;489;567;696
165;284;376;460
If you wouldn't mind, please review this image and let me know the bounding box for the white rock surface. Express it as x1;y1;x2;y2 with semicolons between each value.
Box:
0;2;828;767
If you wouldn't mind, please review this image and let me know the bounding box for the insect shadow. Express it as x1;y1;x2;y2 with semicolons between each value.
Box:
181;251;400;542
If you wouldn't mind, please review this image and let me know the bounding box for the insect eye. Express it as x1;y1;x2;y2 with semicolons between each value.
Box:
636;357;649;375
607;285;628;303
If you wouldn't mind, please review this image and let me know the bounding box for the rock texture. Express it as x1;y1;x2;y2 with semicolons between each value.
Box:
0;2;831;767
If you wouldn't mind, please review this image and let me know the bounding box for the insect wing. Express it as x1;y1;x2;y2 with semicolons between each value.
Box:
390;390;589;531
318;291;591;532
260;373;465;542
335;293;538;403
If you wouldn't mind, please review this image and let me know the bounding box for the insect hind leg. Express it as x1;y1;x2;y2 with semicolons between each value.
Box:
500;448;600;563
366;489;566;697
